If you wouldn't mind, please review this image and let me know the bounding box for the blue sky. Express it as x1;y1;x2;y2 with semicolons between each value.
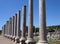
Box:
0;0;60;30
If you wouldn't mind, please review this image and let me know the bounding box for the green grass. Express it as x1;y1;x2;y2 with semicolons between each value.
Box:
48;39;56;44
34;37;39;42
48;40;60;44
34;37;60;44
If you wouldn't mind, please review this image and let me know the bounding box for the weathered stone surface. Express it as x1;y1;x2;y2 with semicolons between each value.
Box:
20;6;26;44
25;0;35;44
11;16;15;40
15;10;21;43
13;14;17;41
37;0;48;44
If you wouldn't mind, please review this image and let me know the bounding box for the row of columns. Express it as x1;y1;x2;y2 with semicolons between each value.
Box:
2;0;48;44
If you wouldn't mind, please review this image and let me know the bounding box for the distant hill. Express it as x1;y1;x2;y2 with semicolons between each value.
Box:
47;25;60;30
46;25;60;32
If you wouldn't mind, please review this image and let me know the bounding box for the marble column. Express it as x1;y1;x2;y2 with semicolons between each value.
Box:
4;25;6;36
2;26;4;36
8;19;11;38
37;0;48;44
20;6;26;44
12;16;14;39
15;10;21;43
6;21;9;37
4;24;6;37
3;25;5;36
5;24;7;37
8;21;10;38
4;25;5;36
2;26;5;36
9;17;12;39
11;18;13;39
13;14;17;41
25;0;35;44
5;23;7;37
11;16;14;40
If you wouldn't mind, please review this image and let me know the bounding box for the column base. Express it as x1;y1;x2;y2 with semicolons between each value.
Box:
7;35;10;38
13;36;15;42
10;35;12;40
25;38;36;44
5;34;7;37
9;35;10;39
19;37;26;44
36;40;48;44
15;36;20;43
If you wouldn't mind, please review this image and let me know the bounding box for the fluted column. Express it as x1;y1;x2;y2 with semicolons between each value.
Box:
25;0;35;44
15;10;21;43
20;6;26;44
37;0;48;44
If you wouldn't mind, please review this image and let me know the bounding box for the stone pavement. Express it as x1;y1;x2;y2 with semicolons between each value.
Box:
0;35;15;44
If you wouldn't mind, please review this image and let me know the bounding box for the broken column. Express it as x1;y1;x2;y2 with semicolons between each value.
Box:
20;6;26;44
25;0;35;44
37;0;48;44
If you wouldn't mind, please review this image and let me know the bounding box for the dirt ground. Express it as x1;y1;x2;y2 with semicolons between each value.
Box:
0;35;15;44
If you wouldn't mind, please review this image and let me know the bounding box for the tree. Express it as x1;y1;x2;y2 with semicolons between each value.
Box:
35;28;39;32
32;26;35;33
26;26;36;33
48;28;55;32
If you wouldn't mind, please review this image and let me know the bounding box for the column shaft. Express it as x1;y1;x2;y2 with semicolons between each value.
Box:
28;0;33;38
8;21;10;37
13;14;17;41
9;18;12;38
3;25;5;36
37;0;48;44
22;6;26;37
12;16;14;38
20;6;26;44
26;0;35;44
15;11;21;43
6;21;9;37
15;14;17;36
5;23;7;36
17;10;20;37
